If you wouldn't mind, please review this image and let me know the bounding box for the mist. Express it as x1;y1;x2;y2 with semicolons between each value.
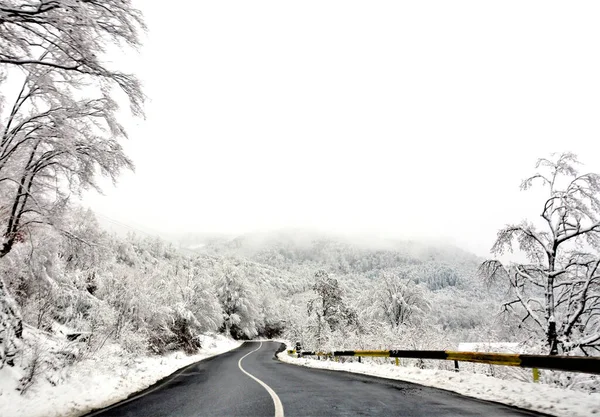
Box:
81;1;600;258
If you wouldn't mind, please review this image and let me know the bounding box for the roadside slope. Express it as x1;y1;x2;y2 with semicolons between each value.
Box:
0;334;241;417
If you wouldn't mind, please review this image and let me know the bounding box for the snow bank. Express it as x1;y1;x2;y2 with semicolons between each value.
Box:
278;350;600;417
0;334;241;417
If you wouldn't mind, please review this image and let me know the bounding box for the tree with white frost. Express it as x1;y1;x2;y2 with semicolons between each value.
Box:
0;0;145;367
480;153;600;355
0;67;133;258
0;0;144;256
377;271;430;329
307;270;358;349
0;0;145;113
216;266;260;339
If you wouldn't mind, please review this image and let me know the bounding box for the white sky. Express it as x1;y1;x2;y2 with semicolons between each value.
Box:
83;1;600;257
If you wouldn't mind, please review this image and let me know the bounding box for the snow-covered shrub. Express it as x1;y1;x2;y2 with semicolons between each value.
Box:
0;277;22;367
147;309;201;355
85;301;118;357
167;306;203;354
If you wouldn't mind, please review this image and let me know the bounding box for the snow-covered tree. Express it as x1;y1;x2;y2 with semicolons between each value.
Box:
0;0;145;367
307;270;358;349
377;271;430;329
171;260;223;334
0;0;145;113
216;266;260;339
256;294;285;339
481;153;600;355
0;67;134;258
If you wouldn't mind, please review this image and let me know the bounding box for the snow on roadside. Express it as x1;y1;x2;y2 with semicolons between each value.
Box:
0;334;241;417
277;350;600;417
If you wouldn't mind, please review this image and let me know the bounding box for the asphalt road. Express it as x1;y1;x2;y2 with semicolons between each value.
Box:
86;341;548;417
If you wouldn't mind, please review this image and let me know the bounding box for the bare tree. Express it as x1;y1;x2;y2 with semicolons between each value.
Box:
480;153;600;355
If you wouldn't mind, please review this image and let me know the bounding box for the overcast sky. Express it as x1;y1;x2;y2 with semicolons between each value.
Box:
83;1;600;256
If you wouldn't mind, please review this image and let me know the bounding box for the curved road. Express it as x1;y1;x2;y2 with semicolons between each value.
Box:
86;341;547;417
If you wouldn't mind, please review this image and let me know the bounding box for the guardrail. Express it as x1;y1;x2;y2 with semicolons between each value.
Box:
288;349;600;377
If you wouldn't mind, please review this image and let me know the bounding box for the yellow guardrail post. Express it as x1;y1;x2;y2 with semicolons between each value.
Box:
532;368;540;383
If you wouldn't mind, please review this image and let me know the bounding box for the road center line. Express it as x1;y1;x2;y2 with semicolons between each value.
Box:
238;342;284;417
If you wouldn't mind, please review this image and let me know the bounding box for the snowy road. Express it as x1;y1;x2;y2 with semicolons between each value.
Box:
86;341;547;417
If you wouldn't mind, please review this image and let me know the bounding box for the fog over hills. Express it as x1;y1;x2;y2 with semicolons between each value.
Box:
181;229;480;262
171;229;493;345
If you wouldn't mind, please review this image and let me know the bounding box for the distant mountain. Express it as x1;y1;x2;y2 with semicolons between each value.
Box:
94;213;164;240
168;232;235;249
191;230;482;291
93;217;234;252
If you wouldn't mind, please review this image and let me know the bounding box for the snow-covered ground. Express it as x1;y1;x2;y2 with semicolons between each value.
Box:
278;350;600;417
0;334;241;417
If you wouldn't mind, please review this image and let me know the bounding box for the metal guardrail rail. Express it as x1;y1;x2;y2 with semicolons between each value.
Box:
292;349;600;375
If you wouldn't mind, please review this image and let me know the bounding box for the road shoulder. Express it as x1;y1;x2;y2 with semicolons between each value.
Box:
277;348;597;417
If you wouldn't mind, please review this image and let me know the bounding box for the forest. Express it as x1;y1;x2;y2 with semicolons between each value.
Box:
1;182;599;393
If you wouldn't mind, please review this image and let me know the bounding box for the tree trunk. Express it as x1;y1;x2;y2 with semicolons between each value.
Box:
316;313;322;350
546;250;559;355
1;142;39;258
0;276;22;368
547;321;559;355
